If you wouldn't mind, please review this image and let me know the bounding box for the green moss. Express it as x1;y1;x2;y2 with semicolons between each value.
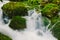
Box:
2;2;28;18
0;0;3;2
9;16;26;30
27;0;40;10
9;0;28;2
52;0;60;5
41;3;59;18
0;33;12;40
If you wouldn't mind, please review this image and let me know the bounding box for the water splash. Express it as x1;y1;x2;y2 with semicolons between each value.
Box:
0;1;58;40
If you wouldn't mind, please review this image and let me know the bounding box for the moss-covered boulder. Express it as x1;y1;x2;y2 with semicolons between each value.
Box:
2;2;28;18
41;3;59;18
9;16;26;30
52;22;60;40
52;0;60;5
0;0;3;2
0;33;12;40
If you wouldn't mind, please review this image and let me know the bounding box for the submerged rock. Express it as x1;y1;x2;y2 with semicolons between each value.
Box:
0;33;12;40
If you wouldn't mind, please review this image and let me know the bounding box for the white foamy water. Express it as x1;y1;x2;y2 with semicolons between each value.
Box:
0;1;58;40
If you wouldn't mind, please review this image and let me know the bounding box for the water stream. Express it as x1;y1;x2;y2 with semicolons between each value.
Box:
0;1;58;40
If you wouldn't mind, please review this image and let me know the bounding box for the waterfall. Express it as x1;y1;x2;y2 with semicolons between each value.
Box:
26;9;46;32
25;9;57;40
0;1;58;40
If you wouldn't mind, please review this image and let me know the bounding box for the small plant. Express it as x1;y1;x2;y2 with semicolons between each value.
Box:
41;3;59;18
52;22;60;40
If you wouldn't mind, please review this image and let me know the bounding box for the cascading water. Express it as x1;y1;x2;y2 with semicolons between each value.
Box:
0;0;58;40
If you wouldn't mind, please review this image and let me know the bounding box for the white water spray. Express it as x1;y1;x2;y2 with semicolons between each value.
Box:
0;1;58;40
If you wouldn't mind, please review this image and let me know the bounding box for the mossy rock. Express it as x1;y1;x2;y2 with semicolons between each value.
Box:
0;0;3;2
52;22;60;40
9;16;26;30
2;2;28;18
52;0;60;5
0;33;12;40
41;3;59;18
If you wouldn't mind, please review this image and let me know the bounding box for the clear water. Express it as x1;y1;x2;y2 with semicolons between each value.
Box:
0;1;58;40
